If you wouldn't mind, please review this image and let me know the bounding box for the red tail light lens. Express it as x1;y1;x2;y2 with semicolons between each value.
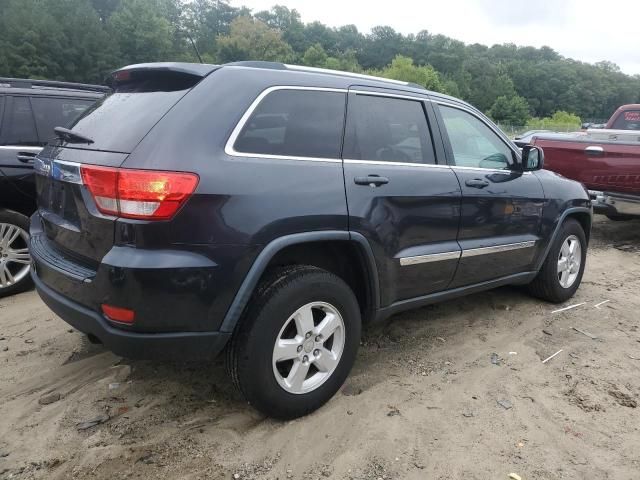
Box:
80;165;199;220
102;304;135;324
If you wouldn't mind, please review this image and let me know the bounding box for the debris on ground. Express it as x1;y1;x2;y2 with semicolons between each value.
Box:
508;473;522;480
608;389;638;408
76;414;110;431
572;327;598;340
552;303;586;314
491;353;501;365
542;349;564;364
387;405;401;417
497;399;513;410
38;392;61;405
542;329;553;336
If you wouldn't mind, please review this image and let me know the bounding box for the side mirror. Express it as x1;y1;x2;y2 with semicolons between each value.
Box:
521;145;544;171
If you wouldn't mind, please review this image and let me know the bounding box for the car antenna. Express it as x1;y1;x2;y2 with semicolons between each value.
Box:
180;29;203;64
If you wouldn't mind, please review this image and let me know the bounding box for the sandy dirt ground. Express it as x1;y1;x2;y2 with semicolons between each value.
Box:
1;217;639;480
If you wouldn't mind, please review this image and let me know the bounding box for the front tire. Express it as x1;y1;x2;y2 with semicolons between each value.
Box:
0;210;33;298
227;266;361;419
527;218;587;303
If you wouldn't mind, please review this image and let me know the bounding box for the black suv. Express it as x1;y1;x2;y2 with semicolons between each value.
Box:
0;78;107;296
30;62;592;418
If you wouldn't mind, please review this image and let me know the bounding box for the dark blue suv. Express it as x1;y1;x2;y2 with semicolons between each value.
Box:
30;62;592;418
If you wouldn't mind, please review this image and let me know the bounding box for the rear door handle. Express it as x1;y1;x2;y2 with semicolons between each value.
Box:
354;175;390;187
17;151;37;163
585;145;604;156
465;178;490;188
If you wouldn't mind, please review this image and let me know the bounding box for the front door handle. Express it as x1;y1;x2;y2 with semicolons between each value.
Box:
17;151;37;163
465;178;490;188
354;175;390;187
585;145;604;156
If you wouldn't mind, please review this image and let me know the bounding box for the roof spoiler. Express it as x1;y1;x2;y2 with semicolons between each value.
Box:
111;62;219;79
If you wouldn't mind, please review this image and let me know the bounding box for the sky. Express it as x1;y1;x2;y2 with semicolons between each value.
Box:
229;0;640;76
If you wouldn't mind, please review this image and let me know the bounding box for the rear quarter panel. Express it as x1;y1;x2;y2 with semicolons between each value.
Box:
118;68;351;330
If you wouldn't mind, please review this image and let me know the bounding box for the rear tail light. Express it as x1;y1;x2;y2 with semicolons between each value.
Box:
80;165;198;220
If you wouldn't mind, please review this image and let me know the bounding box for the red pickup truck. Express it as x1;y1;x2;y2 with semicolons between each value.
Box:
532;105;640;220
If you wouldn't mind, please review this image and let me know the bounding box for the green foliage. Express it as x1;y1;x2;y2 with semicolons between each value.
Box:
302;43;328;67
372;55;447;93
301;44;360;72
217;16;294;63
0;0;638;122
489;95;531;126
108;0;177;65
526;111;583;131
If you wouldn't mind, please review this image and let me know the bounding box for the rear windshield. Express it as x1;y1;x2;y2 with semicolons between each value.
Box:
64;71;203;153
611;110;640;130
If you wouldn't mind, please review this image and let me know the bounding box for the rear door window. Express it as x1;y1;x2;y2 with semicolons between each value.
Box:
233;89;346;159
30;97;95;143
343;93;435;164
3;96;39;146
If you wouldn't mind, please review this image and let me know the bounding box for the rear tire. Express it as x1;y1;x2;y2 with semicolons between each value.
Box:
526;218;586;303
226;265;361;419
0;210;33;298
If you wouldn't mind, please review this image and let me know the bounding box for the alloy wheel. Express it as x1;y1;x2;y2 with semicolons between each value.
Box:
272;301;346;395
0;223;31;290
557;234;581;289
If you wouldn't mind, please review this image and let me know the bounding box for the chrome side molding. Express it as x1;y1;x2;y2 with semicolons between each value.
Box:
400;241;536;266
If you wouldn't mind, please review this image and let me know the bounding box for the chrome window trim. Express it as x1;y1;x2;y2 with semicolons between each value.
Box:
349;89;430;103
451;165;532;175
461;241;536;258
400;251;461;266
344;159;450;169
224;85;347;164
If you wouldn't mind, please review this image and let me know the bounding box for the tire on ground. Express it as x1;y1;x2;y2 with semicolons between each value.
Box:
226;265;361;419
526;218;587;303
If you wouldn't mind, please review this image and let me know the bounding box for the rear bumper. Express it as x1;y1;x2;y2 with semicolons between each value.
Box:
32;271;230;360
589;190;640;217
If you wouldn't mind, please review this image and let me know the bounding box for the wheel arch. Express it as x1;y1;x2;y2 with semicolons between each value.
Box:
535;206;592;272
220;231;380;333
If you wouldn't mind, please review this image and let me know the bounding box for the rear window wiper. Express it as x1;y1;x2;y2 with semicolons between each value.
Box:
54;127;94;144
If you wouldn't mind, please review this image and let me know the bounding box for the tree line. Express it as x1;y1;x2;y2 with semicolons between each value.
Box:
1;0;638;125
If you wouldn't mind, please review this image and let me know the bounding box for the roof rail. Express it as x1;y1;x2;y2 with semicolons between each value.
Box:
0;77;110;93
285;64;410;86
224;61;425;90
